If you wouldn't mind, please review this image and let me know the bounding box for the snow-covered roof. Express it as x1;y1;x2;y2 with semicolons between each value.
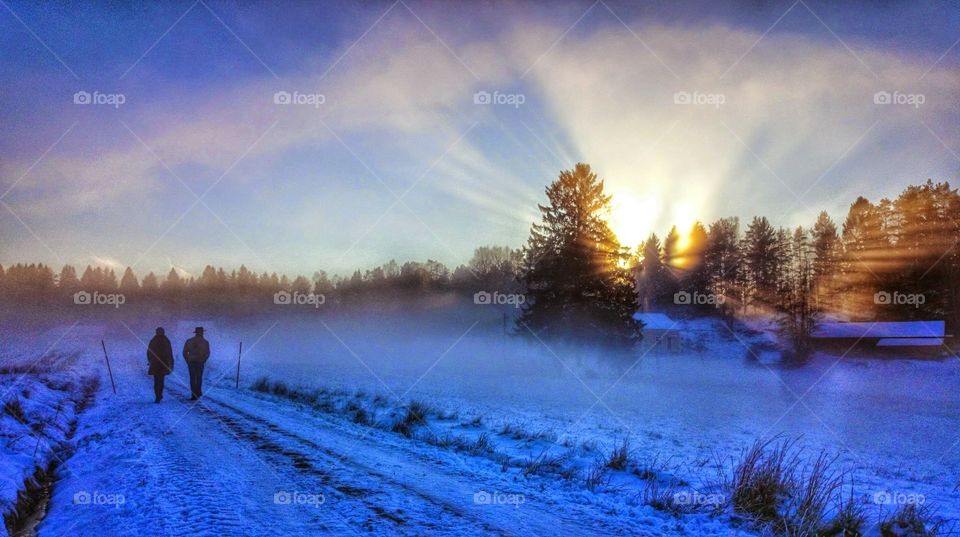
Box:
876;337;944;347
633;312;678;331
812;321;945;339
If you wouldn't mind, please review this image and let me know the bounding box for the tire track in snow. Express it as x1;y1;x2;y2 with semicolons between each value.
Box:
183;389;505;536
118;401;255;537
195;389;611;536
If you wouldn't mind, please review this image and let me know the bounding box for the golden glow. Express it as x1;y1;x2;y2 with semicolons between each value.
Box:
608;196;657;249
671;204;697;253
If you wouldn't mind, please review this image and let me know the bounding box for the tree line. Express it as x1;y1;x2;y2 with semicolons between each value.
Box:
634;180;960;351
0;249;523;305
2;165;957;352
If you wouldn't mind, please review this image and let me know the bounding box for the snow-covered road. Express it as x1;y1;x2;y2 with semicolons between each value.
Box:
35;342;683;536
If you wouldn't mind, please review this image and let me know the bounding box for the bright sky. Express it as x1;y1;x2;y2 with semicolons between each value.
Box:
0;0;957;277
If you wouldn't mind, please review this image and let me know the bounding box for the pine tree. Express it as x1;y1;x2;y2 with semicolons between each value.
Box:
704;217;742;313
839;197;887;317
163;268;183;291
119;267;140;292
58;265;80;292
675;222;710;311
810;211;839;309
291;276;312;295
660;226;682;304
743;216;780;309
142;272;159;292
636;233;664;311
777;226;819;357
518;163;640;347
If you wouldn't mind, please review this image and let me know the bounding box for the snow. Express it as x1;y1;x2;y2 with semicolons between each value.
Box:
0;328;96;534
812;321;946;339
876;337;945;347
2;305;959;535
632;313;677;331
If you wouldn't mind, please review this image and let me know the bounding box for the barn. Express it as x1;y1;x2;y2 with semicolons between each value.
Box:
633;312;682;352
811;321;950;357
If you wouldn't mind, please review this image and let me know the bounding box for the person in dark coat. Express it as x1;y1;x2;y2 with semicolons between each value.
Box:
147;327;174;403
183;326;210;400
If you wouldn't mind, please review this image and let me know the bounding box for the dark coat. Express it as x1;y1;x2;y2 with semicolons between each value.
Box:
183;335;210;364
147;334;174;376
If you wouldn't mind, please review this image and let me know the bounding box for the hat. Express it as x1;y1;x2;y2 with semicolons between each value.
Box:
194;326;204;334
156;327;165;335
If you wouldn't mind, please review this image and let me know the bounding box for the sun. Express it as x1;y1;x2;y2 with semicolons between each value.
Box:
608;196;657;249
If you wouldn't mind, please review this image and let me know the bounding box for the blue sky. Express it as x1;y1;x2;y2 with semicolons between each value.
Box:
1;0;958;278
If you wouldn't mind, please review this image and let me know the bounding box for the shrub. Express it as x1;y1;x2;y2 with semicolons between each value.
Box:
607;438;630;470
466;433;492;455
351;408;369;426
633;454;663;481
390;402;431;438
270;381;289;396
251;377;271;392
498;423;517;436
642;479;682;515
424;432;456;449
523;449;567;477
391;416;413;437
729;438;797;523
463;416;482;428
880;503;943;537
818;490;865;537
406;400;432;423
728;438;843;535
584;459;610;491
3;397;25;422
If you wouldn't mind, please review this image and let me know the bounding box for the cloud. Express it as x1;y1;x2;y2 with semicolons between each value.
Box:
1;9;957;269
523;22;958;241
87;255;125;272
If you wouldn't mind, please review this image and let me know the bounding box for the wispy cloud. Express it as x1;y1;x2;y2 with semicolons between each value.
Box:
1;7;957;272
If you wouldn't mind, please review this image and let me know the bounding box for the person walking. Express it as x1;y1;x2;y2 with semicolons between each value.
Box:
147;327;174;403
183;326;210;400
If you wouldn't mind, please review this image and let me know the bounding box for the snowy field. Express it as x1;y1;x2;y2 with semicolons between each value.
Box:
2;301;959;535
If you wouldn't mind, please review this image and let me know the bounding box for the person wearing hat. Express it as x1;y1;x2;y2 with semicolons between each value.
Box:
147;327;174;403
182;326;211;400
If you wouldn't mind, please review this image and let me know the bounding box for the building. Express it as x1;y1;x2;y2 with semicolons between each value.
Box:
811;321;950;357
633;312;682;352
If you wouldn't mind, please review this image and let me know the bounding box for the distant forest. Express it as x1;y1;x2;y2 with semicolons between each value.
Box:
634;180;960;332
2;171;958;343
0;247;522;307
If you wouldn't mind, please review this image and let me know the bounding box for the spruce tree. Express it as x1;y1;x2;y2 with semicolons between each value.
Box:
743;216;779;309
518;163;640;347
119;267;140;292
636;233;664;311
